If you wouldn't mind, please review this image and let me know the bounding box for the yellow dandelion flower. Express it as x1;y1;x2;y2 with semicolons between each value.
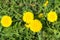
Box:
47;11;58;22
29;19;42;32
43;0;48;7
38;13;44;18
25;23;30;28
1;15;12;27
23;12;34;23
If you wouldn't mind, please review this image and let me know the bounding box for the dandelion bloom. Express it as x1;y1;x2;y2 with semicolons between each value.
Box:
43;0;48;7
47;11;58;22
23;12;34;23
38;13;44;18
29;19;42;32
25;23;30;28
1;15;12;27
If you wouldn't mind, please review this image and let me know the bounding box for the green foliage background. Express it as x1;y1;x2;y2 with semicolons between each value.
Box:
0;0;60;40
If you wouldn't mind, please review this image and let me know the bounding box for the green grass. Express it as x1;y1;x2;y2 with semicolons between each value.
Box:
0;0;60;40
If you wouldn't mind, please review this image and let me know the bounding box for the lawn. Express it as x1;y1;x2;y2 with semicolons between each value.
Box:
0;0;60;40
